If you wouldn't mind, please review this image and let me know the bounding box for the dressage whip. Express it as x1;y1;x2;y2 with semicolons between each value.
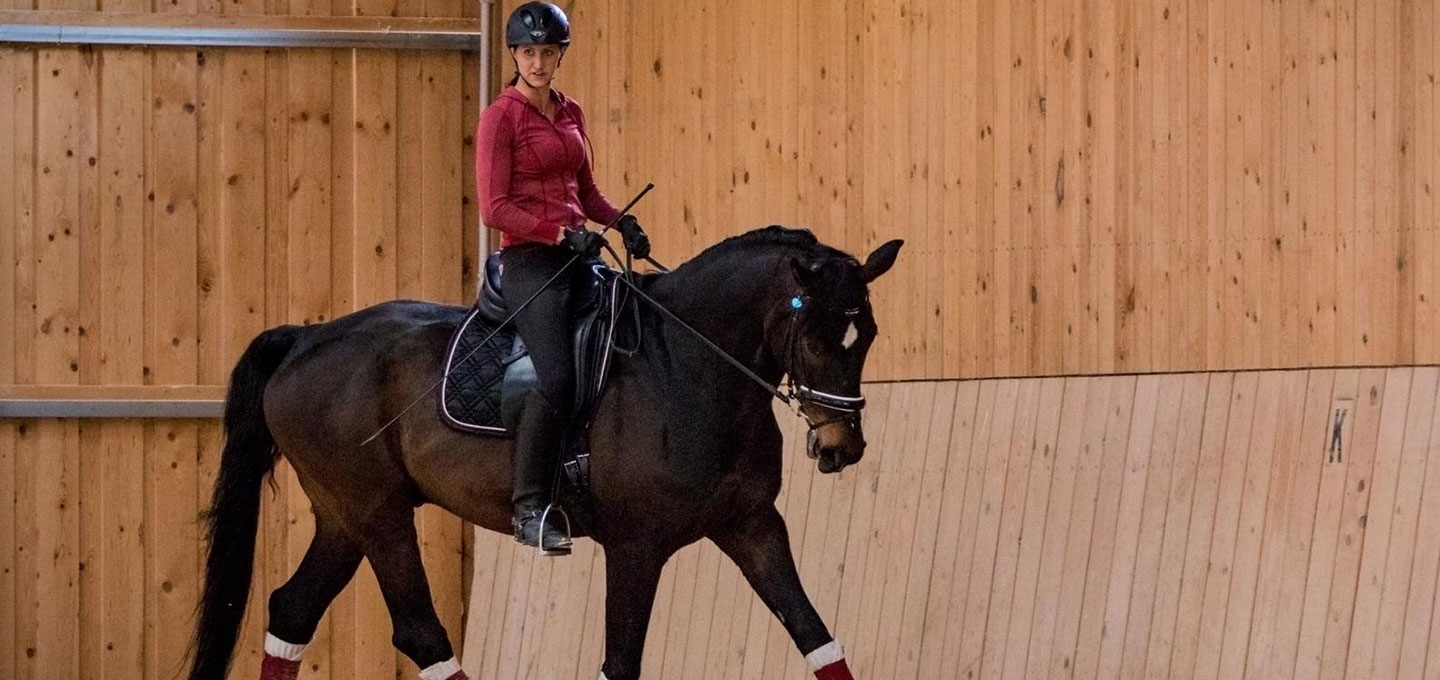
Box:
356;183;655;448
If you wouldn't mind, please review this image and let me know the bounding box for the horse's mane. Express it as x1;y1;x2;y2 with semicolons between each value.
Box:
689;225;852;264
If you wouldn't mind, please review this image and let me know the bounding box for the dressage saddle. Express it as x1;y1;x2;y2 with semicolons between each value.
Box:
439;251;626;485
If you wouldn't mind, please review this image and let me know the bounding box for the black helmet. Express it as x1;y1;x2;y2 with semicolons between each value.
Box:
506;1;570;47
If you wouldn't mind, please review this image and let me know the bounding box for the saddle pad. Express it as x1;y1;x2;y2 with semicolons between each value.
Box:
440;304;517;435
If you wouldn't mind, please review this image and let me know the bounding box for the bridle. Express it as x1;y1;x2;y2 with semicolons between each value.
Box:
777;294;868;452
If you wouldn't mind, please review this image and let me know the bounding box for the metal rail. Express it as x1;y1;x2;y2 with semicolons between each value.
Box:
0;399;224;418
0;11;481;50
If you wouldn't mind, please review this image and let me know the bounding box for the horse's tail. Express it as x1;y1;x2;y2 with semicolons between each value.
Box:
186;324;303;680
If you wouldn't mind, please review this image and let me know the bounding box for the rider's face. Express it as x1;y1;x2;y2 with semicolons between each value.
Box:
511;44;565;89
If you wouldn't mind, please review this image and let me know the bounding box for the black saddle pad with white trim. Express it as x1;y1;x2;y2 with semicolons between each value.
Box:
440;304;517;435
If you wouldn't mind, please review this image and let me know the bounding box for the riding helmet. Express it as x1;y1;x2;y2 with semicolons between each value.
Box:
506;1;571;47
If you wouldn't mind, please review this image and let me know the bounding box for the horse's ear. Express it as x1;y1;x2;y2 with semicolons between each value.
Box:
791;257;824;291
861;239;904;283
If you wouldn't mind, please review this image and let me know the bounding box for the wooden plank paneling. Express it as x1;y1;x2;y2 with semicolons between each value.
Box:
480;0;1440;380
11;0;1440;674
5;32;478;680
1117;372;1188;677
915;379;983;680
1016;376;1090;680
455;371;1440;680
0;366;1398;680
0;39;26;680
1342;367;1416;679
1369;366;1439;678
1042;374;1121;677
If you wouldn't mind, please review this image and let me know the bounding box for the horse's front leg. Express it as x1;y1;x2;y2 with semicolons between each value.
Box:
710;505;854;680
599;544;668;680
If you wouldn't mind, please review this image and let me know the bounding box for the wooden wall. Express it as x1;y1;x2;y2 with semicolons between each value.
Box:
540;0;1440;380
1;0;482;675
461;367;1440;680
8;0;1440;678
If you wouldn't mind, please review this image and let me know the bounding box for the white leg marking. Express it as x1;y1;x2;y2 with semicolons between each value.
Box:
806;640;845;670
419;656;461;680
264;632;308;661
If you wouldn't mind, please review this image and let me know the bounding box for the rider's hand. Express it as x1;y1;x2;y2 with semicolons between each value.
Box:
562;227;607;257
615;215;651;260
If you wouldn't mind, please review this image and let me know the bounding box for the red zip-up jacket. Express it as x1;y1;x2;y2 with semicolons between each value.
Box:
475;87;622;248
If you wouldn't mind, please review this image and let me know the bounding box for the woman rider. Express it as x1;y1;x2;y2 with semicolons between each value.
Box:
475;1;649;554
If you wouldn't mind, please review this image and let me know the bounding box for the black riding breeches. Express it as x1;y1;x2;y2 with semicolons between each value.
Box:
498;242;587;415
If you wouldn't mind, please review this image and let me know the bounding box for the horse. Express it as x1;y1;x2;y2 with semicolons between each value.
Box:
185;226;903;680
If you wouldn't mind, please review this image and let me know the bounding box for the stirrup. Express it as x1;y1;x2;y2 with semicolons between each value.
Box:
537;503;573;556
513;503;572;556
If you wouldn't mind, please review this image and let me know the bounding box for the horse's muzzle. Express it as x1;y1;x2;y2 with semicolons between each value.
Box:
816;447;849;473
808;421;865;473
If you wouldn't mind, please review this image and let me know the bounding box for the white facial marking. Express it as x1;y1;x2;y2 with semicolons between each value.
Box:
841;322;859;349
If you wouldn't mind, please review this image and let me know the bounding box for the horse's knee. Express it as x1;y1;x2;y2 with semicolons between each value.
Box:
391;620;454;668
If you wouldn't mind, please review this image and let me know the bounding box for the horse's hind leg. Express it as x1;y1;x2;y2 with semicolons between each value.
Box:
261;520;363;679
358;504;468;680
710;506;854;680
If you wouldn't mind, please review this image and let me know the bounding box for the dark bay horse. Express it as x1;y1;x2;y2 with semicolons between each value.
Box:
186;226;902;680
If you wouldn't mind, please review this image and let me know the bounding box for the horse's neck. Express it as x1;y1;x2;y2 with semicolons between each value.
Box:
645;250;792;388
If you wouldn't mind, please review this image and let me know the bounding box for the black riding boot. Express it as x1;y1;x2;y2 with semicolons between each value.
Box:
511;390;572;555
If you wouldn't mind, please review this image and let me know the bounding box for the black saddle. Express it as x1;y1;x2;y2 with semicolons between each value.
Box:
440;252;622;448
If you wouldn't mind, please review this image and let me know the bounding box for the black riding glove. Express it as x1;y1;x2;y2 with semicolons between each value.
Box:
615;214;651;260
562;227;607;257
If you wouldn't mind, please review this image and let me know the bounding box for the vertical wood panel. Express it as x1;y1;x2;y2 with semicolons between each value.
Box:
1190;370;1259;680
935;379;999;675
1398;369;1440;678
1368;366;1439;678
976;378;1043;677
1214;371;1288;680
1;41;26;680
1259;369;1337;680
844;383;916;678
914;380;983;679
1343;367;1416;678
1015;376;1090;679
955;379;1021;677
890;381;960;680
1117;372;1187;677
0;421;13;680
996;377;1065;680
1305;370;1385;680
1041;375;1118;676
1141;372;1213;676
